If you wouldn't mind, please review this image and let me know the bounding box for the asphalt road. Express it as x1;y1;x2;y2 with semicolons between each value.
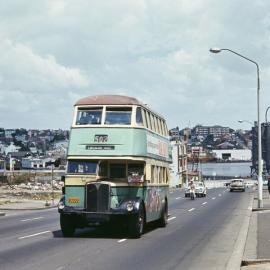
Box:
0;187;253;270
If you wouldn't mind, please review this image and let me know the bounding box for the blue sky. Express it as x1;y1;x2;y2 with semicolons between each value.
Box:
1;0;270;130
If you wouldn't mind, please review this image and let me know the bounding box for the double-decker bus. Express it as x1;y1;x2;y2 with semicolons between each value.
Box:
58;95;172;238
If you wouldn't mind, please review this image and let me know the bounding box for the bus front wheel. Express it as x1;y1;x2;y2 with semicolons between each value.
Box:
60;214;75;237
128;204;145;238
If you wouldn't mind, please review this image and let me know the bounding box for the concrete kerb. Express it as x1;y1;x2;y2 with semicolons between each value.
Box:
252;208;270;212
242;259;270;266
226;194;254;270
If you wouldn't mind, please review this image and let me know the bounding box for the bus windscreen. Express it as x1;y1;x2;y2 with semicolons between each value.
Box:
67;160;98;174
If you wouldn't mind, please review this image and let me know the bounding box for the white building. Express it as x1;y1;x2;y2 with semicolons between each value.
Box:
21;157;53;169
212;149;251;161
170;141;188;187
4;142;20;155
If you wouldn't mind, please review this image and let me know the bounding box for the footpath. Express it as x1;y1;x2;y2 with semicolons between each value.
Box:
241;188;270;270
0;199;57;216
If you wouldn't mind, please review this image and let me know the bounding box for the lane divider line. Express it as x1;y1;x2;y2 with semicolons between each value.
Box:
18;230;51;240
21;217;44;222
118;239;127;243
168;216;176;221
175;197;182;200
212;197;216;200
202;202;208;205
218;194;222;197
188;208;195;212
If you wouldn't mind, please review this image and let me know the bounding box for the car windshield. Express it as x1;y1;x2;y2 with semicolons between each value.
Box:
232;180;243;184
196;182;204;187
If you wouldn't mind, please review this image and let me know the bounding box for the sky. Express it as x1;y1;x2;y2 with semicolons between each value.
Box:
1;0;270;130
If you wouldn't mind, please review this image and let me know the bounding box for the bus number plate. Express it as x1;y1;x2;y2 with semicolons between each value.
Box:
68;197;80;204
94;135;108;143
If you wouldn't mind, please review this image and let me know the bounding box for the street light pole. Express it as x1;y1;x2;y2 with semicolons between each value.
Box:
265;106;270;123
210;47;263;208
238;120;254;126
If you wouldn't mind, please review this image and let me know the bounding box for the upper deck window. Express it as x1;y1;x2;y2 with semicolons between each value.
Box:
67;160;98;174
136;107;143;126
105;107;132;125
76;107;102;125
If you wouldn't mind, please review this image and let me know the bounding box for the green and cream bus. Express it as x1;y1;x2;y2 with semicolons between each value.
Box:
58;95;172;238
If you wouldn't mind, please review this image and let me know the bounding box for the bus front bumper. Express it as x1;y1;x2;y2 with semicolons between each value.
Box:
58;206;137;226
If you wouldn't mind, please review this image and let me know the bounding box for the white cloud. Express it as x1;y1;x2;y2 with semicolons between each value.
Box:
0;0;270;129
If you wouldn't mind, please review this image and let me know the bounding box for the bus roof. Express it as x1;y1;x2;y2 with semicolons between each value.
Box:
75;95;144;106
75;95;166;120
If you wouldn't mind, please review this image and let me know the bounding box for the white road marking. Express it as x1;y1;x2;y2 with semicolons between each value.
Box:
175;197;182;200
21;217;44;222
170;191;173;194
18;230;51;240
188;208;195;212
168;216;176;221
218;194;222;197
212;197;216;200
202;202;207;205
118;239;127;243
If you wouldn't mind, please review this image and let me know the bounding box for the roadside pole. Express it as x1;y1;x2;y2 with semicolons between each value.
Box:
51;164;54;206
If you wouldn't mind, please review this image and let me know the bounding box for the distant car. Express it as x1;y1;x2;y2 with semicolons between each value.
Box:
230;179;245;192
185;181;207;197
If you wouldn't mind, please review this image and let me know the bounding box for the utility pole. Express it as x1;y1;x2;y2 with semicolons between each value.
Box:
51;164;54;206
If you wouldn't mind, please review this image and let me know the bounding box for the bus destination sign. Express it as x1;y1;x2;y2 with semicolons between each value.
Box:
86;145;114;150
94;135;108;143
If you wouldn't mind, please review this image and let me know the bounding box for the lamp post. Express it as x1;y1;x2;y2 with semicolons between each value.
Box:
210;47;263;208
265;106;270;123
238;120;254;125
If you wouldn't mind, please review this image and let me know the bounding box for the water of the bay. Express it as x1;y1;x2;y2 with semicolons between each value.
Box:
188;162;252;178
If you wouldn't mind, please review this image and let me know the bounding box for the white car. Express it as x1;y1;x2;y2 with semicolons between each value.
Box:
185;182;207;197
230;179;245;192
194;182;207;197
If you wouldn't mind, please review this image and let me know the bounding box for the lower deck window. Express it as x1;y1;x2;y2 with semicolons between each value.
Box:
128;163;144;182
110;164;126;178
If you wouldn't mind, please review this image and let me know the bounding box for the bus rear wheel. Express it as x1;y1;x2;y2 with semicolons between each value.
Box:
60;214;75;237
128;204;145;238
158;202;168;228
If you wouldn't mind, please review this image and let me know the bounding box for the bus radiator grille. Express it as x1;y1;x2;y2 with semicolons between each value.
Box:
86;183;110;212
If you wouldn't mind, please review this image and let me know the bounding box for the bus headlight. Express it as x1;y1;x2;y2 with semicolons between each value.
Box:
58;201;65;210
134;202;140;210
126;202;134;212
